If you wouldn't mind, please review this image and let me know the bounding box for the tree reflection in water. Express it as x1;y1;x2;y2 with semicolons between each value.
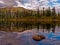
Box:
39;22;56;33
35;21;56;33
0;21;60;33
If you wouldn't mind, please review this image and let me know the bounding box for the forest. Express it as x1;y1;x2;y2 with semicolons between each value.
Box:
0;7;60;32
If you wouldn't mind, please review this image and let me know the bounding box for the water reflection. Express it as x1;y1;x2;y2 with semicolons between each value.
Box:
34;22;56;33
0;21;60;33
0;21;60;45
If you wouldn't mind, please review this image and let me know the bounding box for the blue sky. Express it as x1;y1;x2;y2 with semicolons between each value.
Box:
21;0;60;12
0;0;60;11
17;0;60;10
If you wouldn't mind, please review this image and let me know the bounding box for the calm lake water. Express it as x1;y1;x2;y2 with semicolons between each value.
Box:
0;22;60;45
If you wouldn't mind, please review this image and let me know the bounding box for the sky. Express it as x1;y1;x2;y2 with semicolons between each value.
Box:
0;0;60;12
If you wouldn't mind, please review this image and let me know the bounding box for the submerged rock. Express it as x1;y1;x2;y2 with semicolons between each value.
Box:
33;35;45;41
6;43;12;45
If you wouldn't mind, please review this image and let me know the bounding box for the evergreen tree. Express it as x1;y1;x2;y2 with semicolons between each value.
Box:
46;7;51;17
58;12;60;16
37;8;40;17
52;7;56;16
43;7;45;16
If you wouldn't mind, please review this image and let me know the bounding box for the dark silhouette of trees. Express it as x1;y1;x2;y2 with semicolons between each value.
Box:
42;7;45;16
45;7;52;17
37;8;40;17
58;12;60;16
52;7;56;16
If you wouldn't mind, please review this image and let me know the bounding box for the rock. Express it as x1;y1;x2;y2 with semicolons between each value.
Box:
32;35;45;41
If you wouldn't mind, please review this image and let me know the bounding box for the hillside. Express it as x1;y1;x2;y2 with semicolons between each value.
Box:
0;7;26;12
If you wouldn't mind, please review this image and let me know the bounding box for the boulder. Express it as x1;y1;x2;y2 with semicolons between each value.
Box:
33;35;45;41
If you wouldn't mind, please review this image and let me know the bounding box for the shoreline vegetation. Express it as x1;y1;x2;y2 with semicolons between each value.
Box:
0;7;60;32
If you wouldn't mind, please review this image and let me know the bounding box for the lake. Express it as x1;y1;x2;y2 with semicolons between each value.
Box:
0;21;60;45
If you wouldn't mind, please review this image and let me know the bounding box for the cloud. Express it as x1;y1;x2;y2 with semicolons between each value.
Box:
20;0;49;10
15;0;24;7
19;0;60;12
15;0;49;10
53;2;60;12
49;0;58;2
0;0;60;12
0;0;17;7
0;0;5;4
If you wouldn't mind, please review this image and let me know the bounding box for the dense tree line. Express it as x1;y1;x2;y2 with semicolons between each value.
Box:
0;7;59;19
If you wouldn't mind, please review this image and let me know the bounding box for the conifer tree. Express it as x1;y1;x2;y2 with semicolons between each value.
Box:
46;7;51;17
43;7;45;16
52;7;56;16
